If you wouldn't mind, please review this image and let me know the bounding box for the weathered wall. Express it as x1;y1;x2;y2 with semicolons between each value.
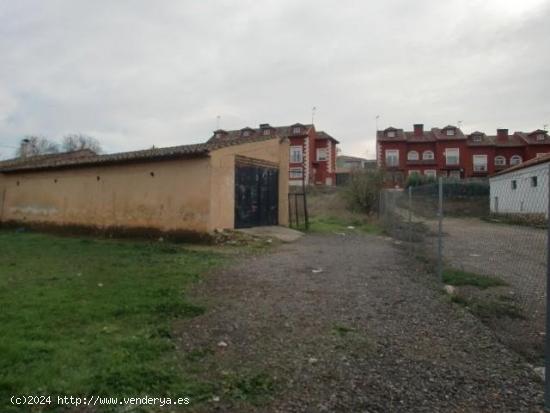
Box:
0;158;212;232
208;138;289;231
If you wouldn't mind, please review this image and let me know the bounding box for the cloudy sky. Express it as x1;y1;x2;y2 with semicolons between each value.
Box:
0;0;549;160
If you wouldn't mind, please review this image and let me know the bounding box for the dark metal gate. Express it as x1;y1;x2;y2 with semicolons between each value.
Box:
235;158;279;228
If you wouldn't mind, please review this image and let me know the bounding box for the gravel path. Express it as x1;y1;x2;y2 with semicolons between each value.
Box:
176;233;543;412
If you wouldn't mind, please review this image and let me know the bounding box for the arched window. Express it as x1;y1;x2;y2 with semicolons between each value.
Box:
407;151;419;161
510;155;522;166
494;156;506;166
423;150;434;160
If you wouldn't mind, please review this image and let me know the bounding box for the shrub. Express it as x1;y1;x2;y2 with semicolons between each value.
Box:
405;173;436;188
344;169;384;214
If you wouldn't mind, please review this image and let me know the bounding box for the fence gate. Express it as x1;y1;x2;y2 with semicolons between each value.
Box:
234;157;279;228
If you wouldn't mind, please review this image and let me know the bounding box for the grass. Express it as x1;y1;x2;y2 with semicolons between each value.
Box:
308;216;382;235
451;295;524;320
0;230;227;411
442;268;507;289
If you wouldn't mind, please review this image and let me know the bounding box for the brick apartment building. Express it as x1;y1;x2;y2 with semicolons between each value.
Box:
209;123;339;186
376;124;550;186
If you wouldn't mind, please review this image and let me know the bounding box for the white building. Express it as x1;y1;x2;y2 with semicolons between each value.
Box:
489;154;549;217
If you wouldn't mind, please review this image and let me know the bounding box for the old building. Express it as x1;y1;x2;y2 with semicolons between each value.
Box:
0;134;289;235
376;124;550;186
208;123;339;186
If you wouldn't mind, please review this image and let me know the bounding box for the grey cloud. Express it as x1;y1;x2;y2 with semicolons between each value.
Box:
0;0;549;160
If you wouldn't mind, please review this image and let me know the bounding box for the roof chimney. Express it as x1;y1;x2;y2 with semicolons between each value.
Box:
496;128;508;143
259;123;271;129
413;124;424;136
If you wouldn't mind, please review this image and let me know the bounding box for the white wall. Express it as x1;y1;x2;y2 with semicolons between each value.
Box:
489;161;549;216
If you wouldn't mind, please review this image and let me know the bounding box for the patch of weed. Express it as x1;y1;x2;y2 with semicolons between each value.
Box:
443;268;507;289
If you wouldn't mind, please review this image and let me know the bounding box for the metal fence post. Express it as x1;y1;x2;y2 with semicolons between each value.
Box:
545;164;550;410
437;177;443;281
408;186;412;255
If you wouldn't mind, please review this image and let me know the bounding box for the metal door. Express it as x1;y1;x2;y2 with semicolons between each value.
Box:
235;165;278;228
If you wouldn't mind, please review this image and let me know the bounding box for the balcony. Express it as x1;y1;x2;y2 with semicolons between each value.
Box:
406;159;437;166
472;165;488;175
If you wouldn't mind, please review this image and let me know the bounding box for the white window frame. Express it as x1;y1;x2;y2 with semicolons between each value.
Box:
242;130;250;137
316;148;328;161
385;149;399;167
422;150;434;160
293;127;301;134
473;154;488;172
446;129;455;136
387;131;396;138
289;167;303;179
407;151;419;161
445;148;459;166
290;146;303;163
472;135;482;142
424;169;436;178
537;134;545;141
510;155;522;166
262;129;271;136
494;156;506;166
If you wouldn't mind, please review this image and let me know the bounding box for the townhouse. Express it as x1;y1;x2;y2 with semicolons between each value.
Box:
376;124;550;186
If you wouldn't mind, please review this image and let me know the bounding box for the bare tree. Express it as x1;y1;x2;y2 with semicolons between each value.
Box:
61;134;102;153
16;136;59;158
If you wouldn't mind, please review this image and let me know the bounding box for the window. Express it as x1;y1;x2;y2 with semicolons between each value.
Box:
531;176;538;187
446;129;455;136
262;129;271;136
511;180;517;190
494;156;506;166
537;134;545;141
537;153;548;158
316;148;328;161
473;154;488;172
293;127;301;134
387;131;396;138
423;150;434;160
445;148;459;165
407;151;419;161
449;170;461;180
242;130;250;137
385;150;399;167
408;170;420;176
510;155;522;166
289;168;303;179
290;146;303;163
424;170;436;178
472;135;482;142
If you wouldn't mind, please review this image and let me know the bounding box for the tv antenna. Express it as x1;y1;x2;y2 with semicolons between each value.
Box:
216;115;221;130
311;106;317;124
544;124;548;131
375;115;380;131
457;120;463;129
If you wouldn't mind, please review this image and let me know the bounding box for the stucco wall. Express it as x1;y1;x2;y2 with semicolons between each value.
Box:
0;157;212;232
208;138;289;231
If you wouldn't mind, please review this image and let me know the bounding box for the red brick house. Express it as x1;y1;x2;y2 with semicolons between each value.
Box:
376;124;550;186
209;123;339;186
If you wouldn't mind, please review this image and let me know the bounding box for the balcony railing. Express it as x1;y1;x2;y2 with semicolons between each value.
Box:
473;165;488;172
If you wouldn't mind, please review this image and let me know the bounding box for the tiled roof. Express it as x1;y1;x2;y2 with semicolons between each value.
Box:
316;131;340;144
0;134;280;173
208;123;314;145
337;155;369;162
378;125;550;147
493;153;550;176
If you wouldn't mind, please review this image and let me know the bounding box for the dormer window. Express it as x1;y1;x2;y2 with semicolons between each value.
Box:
263;129;271;136
387;131;396;138
293;127;301;134
537;134;545;141
472;135;481;142
446;129;455;136
242;131;250;137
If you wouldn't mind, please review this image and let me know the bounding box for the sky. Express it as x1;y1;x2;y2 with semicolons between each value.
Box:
0;0;549;160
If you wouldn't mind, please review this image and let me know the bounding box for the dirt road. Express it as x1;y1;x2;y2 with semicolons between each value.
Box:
176;232;542;412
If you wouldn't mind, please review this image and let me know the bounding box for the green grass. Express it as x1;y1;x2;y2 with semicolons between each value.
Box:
307;216;382;235
0;230;226;411
451;295;524;320
442;268;507;289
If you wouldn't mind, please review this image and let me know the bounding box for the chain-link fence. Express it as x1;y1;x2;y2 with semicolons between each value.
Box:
380;172;549;389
